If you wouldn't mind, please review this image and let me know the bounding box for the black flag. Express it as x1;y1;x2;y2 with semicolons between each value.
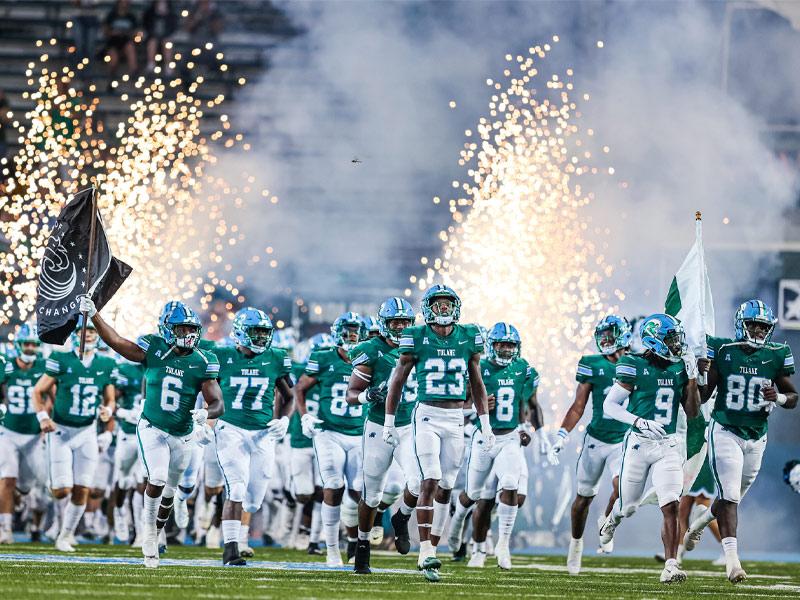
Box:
35;187;133;344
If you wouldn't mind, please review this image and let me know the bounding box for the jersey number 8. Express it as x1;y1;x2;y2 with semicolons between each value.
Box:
330;382;362;417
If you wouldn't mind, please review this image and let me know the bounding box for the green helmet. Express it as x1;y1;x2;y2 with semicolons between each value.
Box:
14;322;41;363
421;284;461;326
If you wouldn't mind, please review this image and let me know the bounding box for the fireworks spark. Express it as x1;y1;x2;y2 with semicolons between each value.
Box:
0;39;277;339
416;39;616;423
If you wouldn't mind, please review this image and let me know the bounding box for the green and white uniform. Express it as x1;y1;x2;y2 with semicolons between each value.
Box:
613;354;688;510
398;323;483;488
44;351;117;489
305;348;362;489
134;335;219;488
113;361;146;488
706;337;795;503
289;362;321;497
575;354;629;497
214;345;291;511
350;337;421;507
0;357;48;490
466;357;537;500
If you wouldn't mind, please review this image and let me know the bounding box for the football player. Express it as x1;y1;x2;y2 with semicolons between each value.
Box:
345;297;417;574
213;307;294;566
598;314;700;584
294;313;365;567
447;323;538;570
0;323;49;543
383;285;492;582
683;300;796;583
32;318;117;552
80;296;223;568
548;315;632;574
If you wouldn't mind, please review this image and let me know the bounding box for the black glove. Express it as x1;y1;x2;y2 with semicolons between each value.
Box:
365;382;388;404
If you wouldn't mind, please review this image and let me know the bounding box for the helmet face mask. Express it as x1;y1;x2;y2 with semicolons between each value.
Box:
163;304;202;350
734;300;776;348
71;317;98;352
487;322;521;366
421;285;461;326
14;323;40;362
594;315;632;356
231;307;273;354
331;312;365;350
378;297;416;343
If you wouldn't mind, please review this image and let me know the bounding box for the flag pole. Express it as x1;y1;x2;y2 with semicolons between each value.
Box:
695;211;708;386
78;187;98;359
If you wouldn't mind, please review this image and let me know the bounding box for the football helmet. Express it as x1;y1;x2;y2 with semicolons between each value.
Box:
331;312;364;350
487;322;521;366
377;297;415;343
310;332;335;351
14;322;40;363
231;307;273;354
421;284;461;326
639;313;685;363
734;299;776;347
71;315;98;351
594;315;632;355
362;315;381;338
158;300;184;339
162;304;202;349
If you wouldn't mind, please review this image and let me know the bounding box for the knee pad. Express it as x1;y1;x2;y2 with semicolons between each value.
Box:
148;477;167;488
406;476;421;498
340;494;359;528
381;489;402;508
324;475;344;490
228;480;246;504
363;487;382;509
498;474;519;492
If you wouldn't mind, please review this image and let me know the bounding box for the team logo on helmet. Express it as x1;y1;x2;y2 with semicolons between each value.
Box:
377;297;415;343
231;307;273;354
734;299;776;348
639;313;685;363
331;312;365;350
162;304;202;350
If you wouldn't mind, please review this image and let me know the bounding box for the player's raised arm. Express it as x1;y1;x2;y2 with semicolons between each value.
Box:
80;296;145;363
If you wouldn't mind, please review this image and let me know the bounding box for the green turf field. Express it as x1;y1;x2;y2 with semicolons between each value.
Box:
0;544;797;599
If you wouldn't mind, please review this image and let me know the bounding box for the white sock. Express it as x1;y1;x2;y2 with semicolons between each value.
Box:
60;502;86;537
449;500;470;544
431;500;449;540
496;502;518;543
357;529;370;541
143;494;160;544
177;486;193;501
476;540;486;553
222;519;240;544
0;513;11;531
321;502;341;551
238;523;250;546
665;557;679;568
132;491;143;537
113;506;127;525
419;539;434;563
310;502;322;543
722;537;740;569
399;497;414;517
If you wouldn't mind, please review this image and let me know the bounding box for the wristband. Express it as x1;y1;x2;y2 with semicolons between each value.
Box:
479;414;491;432
36;411;50;423
557;427;569;440
776;393;788;406
357;389;369;405
384;413;396;428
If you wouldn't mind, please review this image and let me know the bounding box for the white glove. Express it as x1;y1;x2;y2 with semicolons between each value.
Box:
682;348;698;380
190;408;208;427
301;412;322;438
547;427;568;465
192;424;213;446
478;414;495;451
382;413;400;447
267;416;290;441
0;404;6;423
78;294;97;318
116;406;142;425
538;430;553;456
635;417;667;440
97;431;113;453
97;405;113;423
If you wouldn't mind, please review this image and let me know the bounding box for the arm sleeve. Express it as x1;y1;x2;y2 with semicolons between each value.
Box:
603;383;637;426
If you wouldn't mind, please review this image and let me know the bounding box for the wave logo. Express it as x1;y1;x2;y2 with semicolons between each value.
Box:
38;234;77;302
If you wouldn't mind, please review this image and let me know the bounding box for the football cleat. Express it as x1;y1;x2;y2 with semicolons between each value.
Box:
239;543;254;558
420;556;442;583
307;541;323;555
223;541;246;566
660;561;687;584
727;565;747;584
205;525;221;549
452;542;467;562
326;547;344;567
598;514;618;545
174;497;189;529
113;508;130;543
144;555;159;568
567;537;583;575
29;530;41;543
390;511;411;555
683;525;704;552
0;529;13;545
55;534;75;552
369;525;384;547
495;542;512;570
467;549;486;568
143;538;159;568
596;514;614;554
158;528;167;554
353;539;371;574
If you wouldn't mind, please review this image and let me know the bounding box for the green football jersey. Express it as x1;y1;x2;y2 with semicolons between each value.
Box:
708;336;795;440
3;357;47;434
305;347;363;435
137;335;220;436
216;345;291;431
576;354;630;444
398;323;483;403
478;357;537;431
45;351;118;427
350;337;416;428
115;361;145;434
615;354;688;435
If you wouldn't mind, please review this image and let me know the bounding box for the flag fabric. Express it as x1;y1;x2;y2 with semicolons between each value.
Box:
664;218;715;357
35;187;132;344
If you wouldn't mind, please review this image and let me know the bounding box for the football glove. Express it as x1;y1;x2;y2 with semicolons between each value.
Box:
538;429;553;456
190;408;208;427
0;404;6;424
192;424;213;446
97;431;113;453
116;406;142;425
682;348;698;380
301;413;322;438
267;416;290;441
547;427;568;465
97;405;113;423
478;414;495;452
382;424;400;448
634;417;667;440
365;381;388;404
78;294;97;318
